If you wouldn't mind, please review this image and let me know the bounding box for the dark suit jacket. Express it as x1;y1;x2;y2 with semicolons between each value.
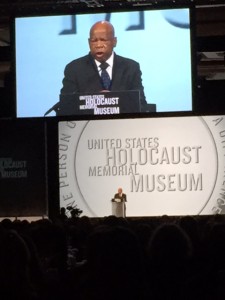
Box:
114;193;127;202
61;52;146;109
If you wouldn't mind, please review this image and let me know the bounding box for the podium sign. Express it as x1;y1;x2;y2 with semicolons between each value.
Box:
58;90;141;116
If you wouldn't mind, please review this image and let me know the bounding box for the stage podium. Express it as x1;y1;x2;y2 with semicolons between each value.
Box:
111;199;125;218
57;90;141;116
45;90;156;116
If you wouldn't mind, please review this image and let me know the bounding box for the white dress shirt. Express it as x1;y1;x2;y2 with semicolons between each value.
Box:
95;52;114;80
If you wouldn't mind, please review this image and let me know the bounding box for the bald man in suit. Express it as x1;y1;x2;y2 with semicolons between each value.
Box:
60;21;147;110
114;187;127;217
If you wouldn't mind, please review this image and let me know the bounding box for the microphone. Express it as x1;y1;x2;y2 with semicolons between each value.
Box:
44;102;61;116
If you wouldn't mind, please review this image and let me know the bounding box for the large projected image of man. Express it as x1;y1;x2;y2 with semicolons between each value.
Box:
16;10;192;117
60;21;147;111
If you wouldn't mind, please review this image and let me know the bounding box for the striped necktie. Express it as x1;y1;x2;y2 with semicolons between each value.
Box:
100;61;111;90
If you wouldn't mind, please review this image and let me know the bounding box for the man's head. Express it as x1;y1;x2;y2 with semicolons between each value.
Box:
88;21;117;62
118;188;123;194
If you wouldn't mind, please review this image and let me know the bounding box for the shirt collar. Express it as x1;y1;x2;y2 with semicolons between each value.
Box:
95;52;114;69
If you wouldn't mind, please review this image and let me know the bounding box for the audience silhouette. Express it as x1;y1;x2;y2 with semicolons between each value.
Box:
1;214;225;299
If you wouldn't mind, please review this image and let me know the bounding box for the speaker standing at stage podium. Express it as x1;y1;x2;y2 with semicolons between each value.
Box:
114;187;127;217
60;20;147;111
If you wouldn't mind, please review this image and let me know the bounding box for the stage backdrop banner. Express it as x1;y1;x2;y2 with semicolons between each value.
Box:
0;119;48;217
58;116;225;217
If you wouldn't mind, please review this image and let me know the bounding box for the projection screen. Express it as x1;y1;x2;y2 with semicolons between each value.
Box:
59;115;225;217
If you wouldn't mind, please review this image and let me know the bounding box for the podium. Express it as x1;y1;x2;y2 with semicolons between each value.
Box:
45;91;156;116
57;90;141;116
111;200;125;218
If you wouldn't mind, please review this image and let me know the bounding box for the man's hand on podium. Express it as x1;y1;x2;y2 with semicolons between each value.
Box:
114;198;122;203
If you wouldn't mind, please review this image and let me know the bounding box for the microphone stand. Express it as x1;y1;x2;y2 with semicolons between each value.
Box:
44;102;61;116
